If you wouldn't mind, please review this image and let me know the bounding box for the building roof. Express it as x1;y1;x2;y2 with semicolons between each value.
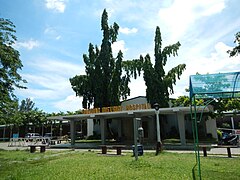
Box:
48;106;211;121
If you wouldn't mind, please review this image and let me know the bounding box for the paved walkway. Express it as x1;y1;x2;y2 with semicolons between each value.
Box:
1;142;240;157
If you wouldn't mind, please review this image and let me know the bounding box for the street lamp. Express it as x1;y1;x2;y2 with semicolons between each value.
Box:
154;103;162;155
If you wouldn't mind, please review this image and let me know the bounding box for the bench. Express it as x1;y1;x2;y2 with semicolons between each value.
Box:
99;145;126;155
199;145;238;158
29;145;47;153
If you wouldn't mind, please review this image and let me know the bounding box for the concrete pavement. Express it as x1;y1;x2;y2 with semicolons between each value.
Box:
1;142;240;157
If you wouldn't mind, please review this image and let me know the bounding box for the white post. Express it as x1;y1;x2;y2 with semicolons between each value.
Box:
177;112;186;146
231;117;235;129
156;110;161;143
154;102;162;155
87;119;94;137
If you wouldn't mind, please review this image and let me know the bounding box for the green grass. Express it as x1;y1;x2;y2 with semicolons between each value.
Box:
0;149;239;179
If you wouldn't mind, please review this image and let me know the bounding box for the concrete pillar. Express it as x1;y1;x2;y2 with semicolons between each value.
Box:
70;120;76;147
177;113;186;146
100;118;106;144
87;119;94;137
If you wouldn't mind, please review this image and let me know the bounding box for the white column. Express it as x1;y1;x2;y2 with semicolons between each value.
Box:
100;118;106;144
156;110;161;143
206;117;218;139
87;119;94;137
231;117;235;129
177;113;186;146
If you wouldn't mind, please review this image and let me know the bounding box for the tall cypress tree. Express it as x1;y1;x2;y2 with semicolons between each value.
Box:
122;26;186;108
143;26;186;107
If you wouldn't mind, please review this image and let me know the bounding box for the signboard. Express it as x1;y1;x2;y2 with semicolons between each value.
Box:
82;103;151;114
234;129;240;135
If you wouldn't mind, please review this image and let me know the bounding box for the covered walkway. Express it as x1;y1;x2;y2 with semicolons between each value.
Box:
48;106;211;148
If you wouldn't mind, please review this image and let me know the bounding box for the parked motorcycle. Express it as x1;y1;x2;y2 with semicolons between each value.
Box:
219;131;238;145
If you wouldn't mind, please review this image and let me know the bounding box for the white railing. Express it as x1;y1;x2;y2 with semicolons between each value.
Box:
8;137;51;147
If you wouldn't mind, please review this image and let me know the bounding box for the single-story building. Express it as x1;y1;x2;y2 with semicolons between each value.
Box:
48;96;217;147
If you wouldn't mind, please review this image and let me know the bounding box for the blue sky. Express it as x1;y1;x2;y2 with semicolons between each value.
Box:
1;0;240;113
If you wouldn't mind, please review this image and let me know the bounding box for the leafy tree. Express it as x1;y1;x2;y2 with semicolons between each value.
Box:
0;18;26;124
145;27;186;107
19;98;35;111
70;9;130;110
123;27;186;107
227;31;240;57
212;98;240;116
172;96;191;107
18;98;47;133
172;96;205;107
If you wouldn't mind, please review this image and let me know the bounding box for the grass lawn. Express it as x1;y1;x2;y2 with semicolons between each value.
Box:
0;149;239;180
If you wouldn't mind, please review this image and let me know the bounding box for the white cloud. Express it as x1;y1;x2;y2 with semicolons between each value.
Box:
17;88;59;100
158;0;226;42
112;40;128;57
44;27;54;34
44;27;61;40
14;39;40;50
54;95;83;112
170;41;240;98
119;27;138;34
16;58;85;107
45;0;67;13
28;58;84;76
128;75;146;99
56;35;61;40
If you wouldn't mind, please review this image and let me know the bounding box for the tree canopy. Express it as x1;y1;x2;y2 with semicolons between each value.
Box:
228;31;240;57
0;18;26;124
144;27;186;107
70;9;130;109
70;10;186;109
123;27;186;107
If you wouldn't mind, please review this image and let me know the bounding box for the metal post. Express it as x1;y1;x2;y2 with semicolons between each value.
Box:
193;96;201;180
